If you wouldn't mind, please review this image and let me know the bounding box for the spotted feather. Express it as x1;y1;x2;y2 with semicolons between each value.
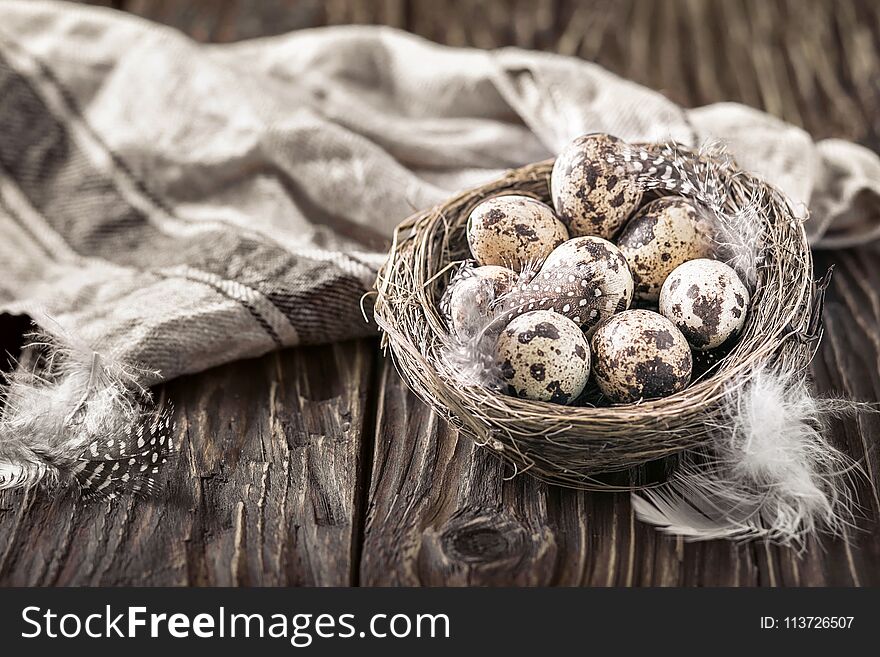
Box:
0;317;178;500
72;405;175;499
494;263;608;333
605;142;733;212
606;141;764;287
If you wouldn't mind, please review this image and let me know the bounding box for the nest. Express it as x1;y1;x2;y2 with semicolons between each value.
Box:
373;153;821;489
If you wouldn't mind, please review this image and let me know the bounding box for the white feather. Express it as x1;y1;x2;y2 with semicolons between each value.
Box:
0;312;172;496
633;363;865;545
0;460;48;490
438;261;507;389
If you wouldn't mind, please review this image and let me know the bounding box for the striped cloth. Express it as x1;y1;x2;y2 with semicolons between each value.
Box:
2;0;879;389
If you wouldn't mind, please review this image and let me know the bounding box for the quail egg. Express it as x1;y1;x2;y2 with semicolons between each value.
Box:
616;196;716;302
441;264;518;339
495;310;591;404
659;258;749;351
591;309;692;403
550;133;643;239
467;195;568;271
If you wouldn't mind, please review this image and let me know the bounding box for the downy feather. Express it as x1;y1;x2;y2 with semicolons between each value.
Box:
0;313;175;498
632;363;865;546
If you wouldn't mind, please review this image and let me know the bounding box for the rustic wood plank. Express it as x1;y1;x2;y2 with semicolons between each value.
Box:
119;0;327;42
809;246;880;586
0;339;374;585
361;358;567;586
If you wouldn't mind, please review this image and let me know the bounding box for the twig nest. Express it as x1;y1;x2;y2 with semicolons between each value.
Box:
467;195;568;271
442;264;517;339
374;147;817;488
550;133;643;239
659;259;750;351
540;236;634;334
617;197;716;302
495;310;590;404
591;309;692;403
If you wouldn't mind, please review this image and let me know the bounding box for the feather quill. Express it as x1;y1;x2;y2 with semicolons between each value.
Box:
0;313;175;498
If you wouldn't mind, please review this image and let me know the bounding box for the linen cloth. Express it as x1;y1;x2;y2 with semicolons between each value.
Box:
2;0;879;385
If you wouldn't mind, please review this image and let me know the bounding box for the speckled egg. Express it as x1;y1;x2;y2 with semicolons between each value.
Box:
550;133;643;239
441;264;518;339
617;196;715;301
659;259;749;351
591;309;692;403
616;197;716;302
537;236;634;334
467;195;568;271
495;310;591;404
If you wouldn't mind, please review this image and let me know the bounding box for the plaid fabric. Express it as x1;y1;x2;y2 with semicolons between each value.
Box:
1;1;878;387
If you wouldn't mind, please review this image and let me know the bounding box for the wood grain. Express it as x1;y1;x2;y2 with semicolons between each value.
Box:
18;0;877;585
0;340;374;585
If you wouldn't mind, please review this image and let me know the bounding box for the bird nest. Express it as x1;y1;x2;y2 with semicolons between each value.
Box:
373;153;822;489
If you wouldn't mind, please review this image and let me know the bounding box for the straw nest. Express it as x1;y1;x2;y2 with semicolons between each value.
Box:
373;152;822;489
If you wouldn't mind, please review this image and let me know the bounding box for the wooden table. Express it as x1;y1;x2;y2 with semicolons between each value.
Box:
1;0;878;586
